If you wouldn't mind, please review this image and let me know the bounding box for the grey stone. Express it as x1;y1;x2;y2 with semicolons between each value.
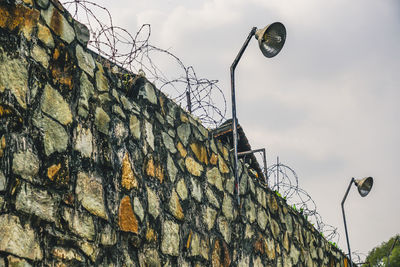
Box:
222;193;234;221
78;72;94;117
41;84;72;125
203;206;217;230
112;120;127;145
161;220;180;256
36;0;49;9
62;207;95;241
12;149;39;182
112;105;125;119
0;257;4;266
0;214;42;260
176;179;188;200
238;255;249;267
245;224;254;239
248;175;255;195
147;186;160;219
290;245;300;264
129;114;141;140
33;112;68;156
244;197;256;223
76;172;108;220
96;63;109;92
190;232;200;256
168;129;175;138
41;4;75;43
256;187;267;208
239;172;248;195
100;224;117;246
139;248;161;267
156;112;165;125
270;217;280;239
191;178;202;202
145;120;154;150
74;124;93;158
0;48;29;109
121;95;135;112
139;82;157;104
95;107;110;135
177;123;191;146
218;216;231;243
253;256;263;267
265;237;276;260
167;154;178;183
51;247;84;262
283;254;292;267
0;171;5;191
285;213;293;234
206;187;220;208
133;197;144;222
78;241;99;263
76;45;95;77
74;21;90;46
206;167;224;192
31;45;49;68
162;132;177;153
6;255;32;267
257;207;268;230
225;178;234;195
15;182;60;223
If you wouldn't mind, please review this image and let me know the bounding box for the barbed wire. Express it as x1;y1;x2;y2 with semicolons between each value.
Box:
266;159;340;244
61;0;226;127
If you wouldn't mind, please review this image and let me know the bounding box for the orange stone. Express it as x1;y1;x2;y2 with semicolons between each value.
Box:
118;196;138;234
50;43;75;90
210;153;218;165
177;142;187;158
190;142;208;165
0;4;39;40
146;156;155;177
47;163;61;181
121;152;137;190
145;156;164;183
146;224;157;243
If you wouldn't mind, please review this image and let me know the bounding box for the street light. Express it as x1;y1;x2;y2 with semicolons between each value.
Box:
341;177;374;267
230;22;286;204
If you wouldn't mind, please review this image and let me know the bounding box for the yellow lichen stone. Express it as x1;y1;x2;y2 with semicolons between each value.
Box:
47;163;61;181
210;153;218;165
121;152;137;190
185;157;203;177
190;142;208;165
118;196;138;234
218;155;229;174
177;142;187;158
145;156;163;183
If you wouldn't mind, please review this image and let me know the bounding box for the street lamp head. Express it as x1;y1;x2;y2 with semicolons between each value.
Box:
255;22;287;58
355;177;373;197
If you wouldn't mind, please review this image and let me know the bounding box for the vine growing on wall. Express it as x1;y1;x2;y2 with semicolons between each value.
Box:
62;0;227;128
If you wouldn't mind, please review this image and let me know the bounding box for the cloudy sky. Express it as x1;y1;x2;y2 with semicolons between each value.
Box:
70;0;400;260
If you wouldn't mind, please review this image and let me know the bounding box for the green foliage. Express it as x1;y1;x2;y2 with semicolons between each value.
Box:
362;234;400;267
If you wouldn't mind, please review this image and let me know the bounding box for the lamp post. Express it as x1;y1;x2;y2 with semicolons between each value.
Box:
341;176;374;267
230;22;286;205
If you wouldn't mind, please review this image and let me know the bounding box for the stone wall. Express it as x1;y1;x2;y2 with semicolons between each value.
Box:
0;0;351;266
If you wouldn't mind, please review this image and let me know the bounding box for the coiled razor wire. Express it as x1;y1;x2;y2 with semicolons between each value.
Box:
62;0;227;128
267;160;340;244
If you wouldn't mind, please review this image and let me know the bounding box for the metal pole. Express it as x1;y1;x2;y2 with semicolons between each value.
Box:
341;177;355;267
230;27;257;206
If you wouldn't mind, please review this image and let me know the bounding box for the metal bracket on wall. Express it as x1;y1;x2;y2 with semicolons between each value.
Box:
237;148;268;185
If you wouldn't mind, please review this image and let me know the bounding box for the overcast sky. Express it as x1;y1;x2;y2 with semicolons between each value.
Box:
71;0;400;260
